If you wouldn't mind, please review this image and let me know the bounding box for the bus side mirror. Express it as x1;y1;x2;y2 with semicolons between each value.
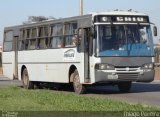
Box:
153;26;157;36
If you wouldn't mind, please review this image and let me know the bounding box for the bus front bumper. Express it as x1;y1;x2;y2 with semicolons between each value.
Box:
95;69;155;83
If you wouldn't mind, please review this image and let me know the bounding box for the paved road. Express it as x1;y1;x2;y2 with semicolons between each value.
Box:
0;76;160;106
86;82;160;106
0;76;22;87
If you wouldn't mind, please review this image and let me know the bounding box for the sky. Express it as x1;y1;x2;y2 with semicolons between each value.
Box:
0;0;160;44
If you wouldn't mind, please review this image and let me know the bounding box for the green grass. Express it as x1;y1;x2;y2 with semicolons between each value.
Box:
0;86;159;111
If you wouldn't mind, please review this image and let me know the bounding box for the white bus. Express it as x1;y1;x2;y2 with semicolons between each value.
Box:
2;11;157;94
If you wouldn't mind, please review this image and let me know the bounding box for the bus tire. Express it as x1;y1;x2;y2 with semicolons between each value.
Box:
72;70;86;94
118;81;132;93
22;68;33;89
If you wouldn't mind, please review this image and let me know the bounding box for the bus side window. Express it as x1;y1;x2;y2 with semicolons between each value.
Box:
64;23;77;47
50;37;62;48
36;26;49;49
3;31;13;52
25;40;29;50
38;27;43;37
26;29;31;39
28;39;36;50
37;38;48;49
44;27;49;37
31;28;37;38
38;26;49;38
18;40;25;50
50;24;62;48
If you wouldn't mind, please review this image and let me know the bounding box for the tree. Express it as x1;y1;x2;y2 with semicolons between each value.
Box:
23;16;56;24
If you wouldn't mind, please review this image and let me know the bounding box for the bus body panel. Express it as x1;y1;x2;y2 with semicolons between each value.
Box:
3;52;14;79
18;48;85;83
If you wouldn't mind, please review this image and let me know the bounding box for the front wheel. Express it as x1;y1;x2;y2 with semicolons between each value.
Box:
118;81;132;93
72;70;86;94
22;68;33;89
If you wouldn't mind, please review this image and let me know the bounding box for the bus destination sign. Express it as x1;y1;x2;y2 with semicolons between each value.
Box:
116;16;144;22
94;15;149;23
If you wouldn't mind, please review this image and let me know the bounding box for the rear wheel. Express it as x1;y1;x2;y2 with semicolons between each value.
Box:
72;70;86;94
118;81;132;93
22;68;33;89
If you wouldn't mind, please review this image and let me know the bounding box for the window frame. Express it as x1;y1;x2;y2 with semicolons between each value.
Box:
18;21;78;51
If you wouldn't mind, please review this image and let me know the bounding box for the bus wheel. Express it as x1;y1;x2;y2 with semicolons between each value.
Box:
73;70;86;94
118;81;132;93
22;68;33;89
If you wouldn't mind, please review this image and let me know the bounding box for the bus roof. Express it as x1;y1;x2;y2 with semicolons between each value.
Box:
4;10;148;31
4;14;92;30
92;10;148;16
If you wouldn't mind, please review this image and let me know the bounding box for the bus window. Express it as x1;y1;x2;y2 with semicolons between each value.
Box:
25;40;29;50
26;29;31;39
37;38;48;49
50;37;62;48
4;42;13;51
20;30;24;40
19;29;28;51
38;27;44;37
49;24;63;48
18;40;25;50
38;26;49;37
64;23;77;47
22;30;25;39
52;25;57;36
44;27;49;37
65;36;74;46
28;39;36;50
5;31;13;41
31;28;37;38
51;24;63;36
3;31;13;51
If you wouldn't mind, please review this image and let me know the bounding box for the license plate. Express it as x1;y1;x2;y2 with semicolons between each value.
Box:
108;75;118;80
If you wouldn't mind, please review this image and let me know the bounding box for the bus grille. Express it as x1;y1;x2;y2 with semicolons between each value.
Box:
117;73;139;81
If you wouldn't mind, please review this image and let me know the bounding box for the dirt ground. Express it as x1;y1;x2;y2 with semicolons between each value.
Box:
0;67;2;75
155;67;160;80
0;67;159;80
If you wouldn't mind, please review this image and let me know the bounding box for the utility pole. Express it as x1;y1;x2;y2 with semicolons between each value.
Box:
80;0;83;16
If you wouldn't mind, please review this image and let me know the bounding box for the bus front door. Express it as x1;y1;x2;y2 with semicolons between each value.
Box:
83;28;91;83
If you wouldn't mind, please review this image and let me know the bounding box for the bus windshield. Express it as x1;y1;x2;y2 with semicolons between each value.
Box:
97;25;154;56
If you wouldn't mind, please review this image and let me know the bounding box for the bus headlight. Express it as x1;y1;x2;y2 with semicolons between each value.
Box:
95;64;115;70
142;63;154;70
